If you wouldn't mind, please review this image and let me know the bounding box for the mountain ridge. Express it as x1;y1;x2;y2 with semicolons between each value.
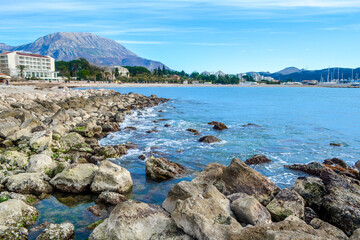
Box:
0;32;168;70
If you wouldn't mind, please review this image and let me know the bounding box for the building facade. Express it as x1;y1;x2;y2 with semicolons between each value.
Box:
105;66;130;79
0;51;58;80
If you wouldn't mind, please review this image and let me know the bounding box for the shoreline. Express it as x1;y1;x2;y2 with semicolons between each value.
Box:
0;85;360;239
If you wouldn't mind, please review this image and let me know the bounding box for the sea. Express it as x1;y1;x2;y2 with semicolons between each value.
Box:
30;86;360;239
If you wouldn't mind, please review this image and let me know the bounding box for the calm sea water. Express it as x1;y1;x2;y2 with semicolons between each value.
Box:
32;87;360;239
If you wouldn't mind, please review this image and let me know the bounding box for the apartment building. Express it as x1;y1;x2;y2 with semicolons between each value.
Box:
0;51;58;80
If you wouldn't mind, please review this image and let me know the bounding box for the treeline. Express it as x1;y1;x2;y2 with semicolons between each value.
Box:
55;58;243;84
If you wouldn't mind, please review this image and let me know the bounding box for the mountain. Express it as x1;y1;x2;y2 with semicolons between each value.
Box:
0;43;13;52
275;67;302;75
259;67;360;82
0;32;167;70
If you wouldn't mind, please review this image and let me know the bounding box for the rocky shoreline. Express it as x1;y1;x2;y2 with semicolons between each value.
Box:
1;86;360;240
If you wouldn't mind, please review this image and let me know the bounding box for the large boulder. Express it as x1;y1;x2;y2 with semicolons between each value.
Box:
212;122;228;131
291;177;326;211
230;193;272;225
310;218;348;240
7;117;42;142
89;200;187;240
0;225;28;240
172;185;242;240
319;168;360;235
5;173;53;195
61;132;90;151
266;188;305;221
0;199;38;227
29;130;52;152
50;163;98;193
27;154;57;174
233;215;331;240
0;150;28;169
146;156;185;181
0;117;20;138
90;160;132;194
221;158;280;205
36;222;75;240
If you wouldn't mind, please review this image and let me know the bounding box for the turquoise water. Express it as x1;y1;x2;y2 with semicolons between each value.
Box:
33;87;360;239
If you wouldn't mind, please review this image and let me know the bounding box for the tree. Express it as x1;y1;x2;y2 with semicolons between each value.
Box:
115;67;119;78
17;65;26;79
77;69;90;80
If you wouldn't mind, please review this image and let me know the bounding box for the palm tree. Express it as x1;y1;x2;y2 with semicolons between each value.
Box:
16;65;26;79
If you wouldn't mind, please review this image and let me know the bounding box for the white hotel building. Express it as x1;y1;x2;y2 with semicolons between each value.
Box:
0;51;58;80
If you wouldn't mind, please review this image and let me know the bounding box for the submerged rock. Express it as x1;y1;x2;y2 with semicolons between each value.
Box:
244;155;272;165
146;156;185;181
266;188;305;222
50;163;98;193
90;160;133;194
330;142;343;147
198;135;221;143
186;128;200;135
36;222;75;240
89;200;187;240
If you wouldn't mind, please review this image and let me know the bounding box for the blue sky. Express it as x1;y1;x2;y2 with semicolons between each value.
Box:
1;0;360;73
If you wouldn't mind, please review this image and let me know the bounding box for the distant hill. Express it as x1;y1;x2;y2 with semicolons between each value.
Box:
257;67;360;82
0;32;168;70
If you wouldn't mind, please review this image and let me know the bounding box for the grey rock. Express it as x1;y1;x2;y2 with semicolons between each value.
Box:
6;173;53;195
36;222;75;240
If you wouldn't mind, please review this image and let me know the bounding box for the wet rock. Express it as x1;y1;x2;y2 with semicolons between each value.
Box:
310;218;348;240
330;142;343;147
320;168;360;235
242;123;261;127
0;225;28;240
90;160;133;194
101;122;120;133
284;162;325;176
198;135;221;143
146;156;185;181
138;154;147;160
90;200;184;240
87;205;106;217
323;158;349;169
234;215;331;240
27;154;57;174
172;185;242;240
231;193;272;225
29;130;52;152
0;199;38;227
0;150;28;169
6;173;53;195
164;124;171;127
304;207;318;224
212;122;228;130
98;191;127;205
36;222;75;240
266;188;305;221
291;177;326;211
124;126;137;131
244;155;272;165
50;163;98;193
186;128;200;135
221;158;280;205
146;129;159;134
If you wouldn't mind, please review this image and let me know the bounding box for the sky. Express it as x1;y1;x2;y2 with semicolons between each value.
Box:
1;0;360;73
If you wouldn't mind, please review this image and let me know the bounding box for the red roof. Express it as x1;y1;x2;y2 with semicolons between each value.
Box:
0;51;49;58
